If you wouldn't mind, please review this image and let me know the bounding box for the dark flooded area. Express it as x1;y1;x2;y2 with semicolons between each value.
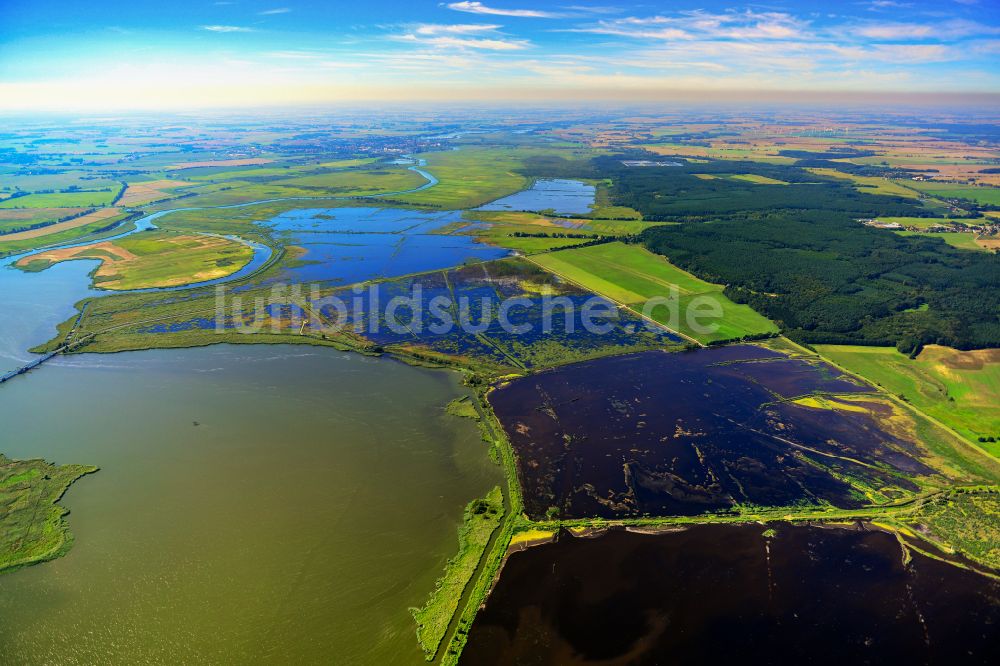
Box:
477;179;595;216
265;207;508;285
462;524;1000;665
489;347;934;519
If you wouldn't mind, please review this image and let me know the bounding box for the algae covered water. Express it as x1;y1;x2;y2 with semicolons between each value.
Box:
0;345;501;664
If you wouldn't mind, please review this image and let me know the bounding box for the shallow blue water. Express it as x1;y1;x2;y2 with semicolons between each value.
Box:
266;207;509;286
477;179;595;216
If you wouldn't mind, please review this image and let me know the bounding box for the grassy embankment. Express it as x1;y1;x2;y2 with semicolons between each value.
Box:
411;486;504;661
438;385;525;666
529;241;778;344
0;455;97;575
16;229;256;290
815;344;1000;457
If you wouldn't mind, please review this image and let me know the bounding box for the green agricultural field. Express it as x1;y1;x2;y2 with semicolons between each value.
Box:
907;181;1000;206
876;216;987;230
728;173;789;185
895;230;986;251
805;168;921;198
0;210;134;258
272;168;426;193
0;188;121;209
0;207;88;234
315;157;378;169
455;210;628;253
16;230;256;290
815;344;1000;456
474;231;591;253
530;241;778;344
1;454;97;574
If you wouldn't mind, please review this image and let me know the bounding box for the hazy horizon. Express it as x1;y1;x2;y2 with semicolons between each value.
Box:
2;0;998;111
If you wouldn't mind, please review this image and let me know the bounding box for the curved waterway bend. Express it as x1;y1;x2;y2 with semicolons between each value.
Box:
0;160;439;374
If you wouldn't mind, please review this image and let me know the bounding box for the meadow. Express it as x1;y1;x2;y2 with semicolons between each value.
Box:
0;209;134;258
145;167;428;210
876;216;988;229
895;230;987;251
530;241;778;344
907;181;1000;206
117;179;194;207
0;188;121;209
389;148;531;210
0;207;89;233
17;230;256;290
815;344;1000;455
805;168;922;199
0;455;97;574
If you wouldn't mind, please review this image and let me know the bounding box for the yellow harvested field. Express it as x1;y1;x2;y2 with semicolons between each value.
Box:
166;158;273;170
0;207;121;241
118;180;193;206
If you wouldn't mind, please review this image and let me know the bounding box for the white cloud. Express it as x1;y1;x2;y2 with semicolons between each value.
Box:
446;2;562;19
398;33;529;50
414;23;503;35
853;19;1000;41
259;8;291;15
201;25;255;33
570;11;807;42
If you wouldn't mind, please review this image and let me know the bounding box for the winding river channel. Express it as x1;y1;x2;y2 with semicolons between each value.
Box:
0;160;440;374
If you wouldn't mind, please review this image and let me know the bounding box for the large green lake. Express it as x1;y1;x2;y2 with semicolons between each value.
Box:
0;345;501;664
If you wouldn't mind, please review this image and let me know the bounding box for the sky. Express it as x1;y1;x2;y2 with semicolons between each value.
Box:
1;0;998;110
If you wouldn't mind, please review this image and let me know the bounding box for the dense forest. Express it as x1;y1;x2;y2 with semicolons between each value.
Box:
641;213;1000;350
522;154;1000;350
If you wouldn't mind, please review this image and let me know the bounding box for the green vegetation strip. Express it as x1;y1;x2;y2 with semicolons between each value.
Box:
411;486;504;661
0;454;97;574
530;241;778;344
